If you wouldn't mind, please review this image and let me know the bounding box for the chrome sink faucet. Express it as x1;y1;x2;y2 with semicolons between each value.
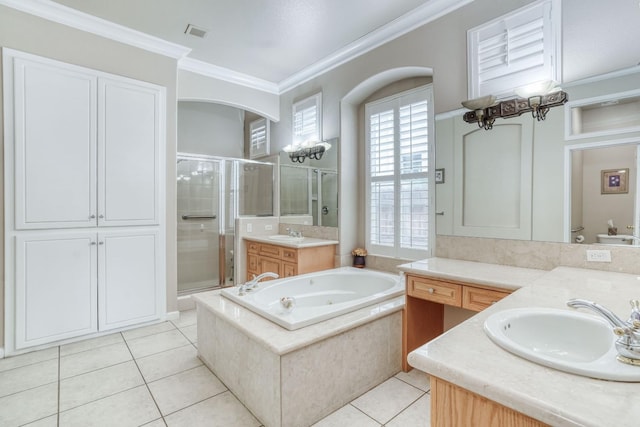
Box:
567;298;640;365
285;227;303;238
238;272;279;295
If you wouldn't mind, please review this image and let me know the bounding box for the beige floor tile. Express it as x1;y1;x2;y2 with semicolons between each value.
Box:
386;393;430;427
60;361;144;411
22;414;58;427
312;404;381;427
179;324;197;344
141;419;167;427
127;329;191;359
0;358;58;398
59;385;160;427
0;383;58;427
164;391;261;427
122;321;175;341
0;347;58;373
136;345;202;382
172;309;197;328
395;369;430;392
60;342;132;379
351;377;424;424
60;333;124;356
148;365;227;415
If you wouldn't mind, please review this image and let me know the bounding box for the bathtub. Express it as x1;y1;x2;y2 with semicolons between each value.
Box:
221;267;404;330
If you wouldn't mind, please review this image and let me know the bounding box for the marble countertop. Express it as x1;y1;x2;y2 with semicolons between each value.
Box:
244;235;338;249
408;266;640;427
398;257;547;290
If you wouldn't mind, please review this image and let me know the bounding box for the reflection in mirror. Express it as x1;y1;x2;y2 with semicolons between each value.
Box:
569;143;639;245
279;138;338;227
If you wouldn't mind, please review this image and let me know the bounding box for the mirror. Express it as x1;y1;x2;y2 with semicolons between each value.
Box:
279;138;338;227
436;71;640;246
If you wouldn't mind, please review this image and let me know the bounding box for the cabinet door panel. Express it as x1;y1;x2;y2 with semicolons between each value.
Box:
15;232;98;349
13;57;97;229
98;78;163;226
98;230;161;330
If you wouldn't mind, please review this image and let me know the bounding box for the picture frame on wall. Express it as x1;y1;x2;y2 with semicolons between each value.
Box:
601;168;629;194
435;168;445;184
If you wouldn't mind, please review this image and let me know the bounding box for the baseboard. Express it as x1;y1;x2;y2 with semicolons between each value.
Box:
165;310;180;321
177;294;196;311
0;347;5;359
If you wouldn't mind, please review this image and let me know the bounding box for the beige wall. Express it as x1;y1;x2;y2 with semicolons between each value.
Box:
0;5;180;347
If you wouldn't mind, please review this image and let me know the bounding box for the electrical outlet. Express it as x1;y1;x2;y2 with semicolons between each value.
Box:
265;224;273;230
246;223;252;233
586;249;611;262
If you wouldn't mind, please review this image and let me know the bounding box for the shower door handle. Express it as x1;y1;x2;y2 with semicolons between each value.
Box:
181;215;217;220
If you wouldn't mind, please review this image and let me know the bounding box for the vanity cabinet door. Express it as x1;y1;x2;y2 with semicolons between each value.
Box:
14;232;98;349
283;263;297;277
98;229;162;330
11;56;97;230
98;77;163;226
258;256;282;278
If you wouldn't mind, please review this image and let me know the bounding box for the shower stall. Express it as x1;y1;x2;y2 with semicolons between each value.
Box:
177;153;274;294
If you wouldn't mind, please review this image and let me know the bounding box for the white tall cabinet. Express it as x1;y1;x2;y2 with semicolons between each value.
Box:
3;49;166;353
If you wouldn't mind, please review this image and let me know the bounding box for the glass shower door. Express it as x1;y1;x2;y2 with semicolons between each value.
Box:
177;157;222;294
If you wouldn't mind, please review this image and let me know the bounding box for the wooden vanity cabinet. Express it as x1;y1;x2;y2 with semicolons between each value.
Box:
246;240;335;281
403;274;511;371
430;377;548;427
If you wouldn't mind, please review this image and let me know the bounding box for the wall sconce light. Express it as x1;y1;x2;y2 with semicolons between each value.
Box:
462;82;568;130
283;141;331;163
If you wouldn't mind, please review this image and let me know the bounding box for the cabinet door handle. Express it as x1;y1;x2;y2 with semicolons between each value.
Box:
99;214;104;219
90;215;96;219
90;242;97;246
98;241;104;245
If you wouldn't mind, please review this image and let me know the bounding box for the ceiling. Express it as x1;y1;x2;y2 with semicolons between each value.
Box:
50;0;441;85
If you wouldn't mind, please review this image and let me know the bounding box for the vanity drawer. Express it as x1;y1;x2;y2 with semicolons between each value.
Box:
259;243;282;258
462;287;510;312
282;248;298;263
247;242;260;254
407;276;462;306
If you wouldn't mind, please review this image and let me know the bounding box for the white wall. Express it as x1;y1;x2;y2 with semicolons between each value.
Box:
178;101;245;158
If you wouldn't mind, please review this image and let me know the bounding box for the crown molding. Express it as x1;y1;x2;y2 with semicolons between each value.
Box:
278;0;474;93
178;57;280;95
562;65;640;88
0;0;191;59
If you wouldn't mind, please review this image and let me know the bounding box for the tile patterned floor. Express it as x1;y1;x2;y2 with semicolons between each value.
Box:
0;310;430;427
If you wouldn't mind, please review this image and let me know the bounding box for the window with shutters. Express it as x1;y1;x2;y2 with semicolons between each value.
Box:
292;93;322;145
467;0;561;99
249;117;270;159
365;85;434;259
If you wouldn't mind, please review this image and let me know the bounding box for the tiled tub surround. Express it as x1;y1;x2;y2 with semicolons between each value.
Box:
194;290;403;427
408;267;640;427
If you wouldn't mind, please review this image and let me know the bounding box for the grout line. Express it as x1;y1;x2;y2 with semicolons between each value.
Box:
349;403;383;426
381;392;425;426
122;333;165;424
57;346;61;427
161;389;228;418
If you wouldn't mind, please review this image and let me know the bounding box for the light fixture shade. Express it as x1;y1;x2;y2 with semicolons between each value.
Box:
514;80;559;98
461;95;497;110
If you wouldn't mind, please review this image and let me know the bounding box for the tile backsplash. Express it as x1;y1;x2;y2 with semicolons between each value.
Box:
436;235;640;274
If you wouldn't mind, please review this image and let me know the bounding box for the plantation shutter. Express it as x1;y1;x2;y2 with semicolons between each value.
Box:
293;93;322;143
468;0;558;98
365;86;433;258
249;118;269;159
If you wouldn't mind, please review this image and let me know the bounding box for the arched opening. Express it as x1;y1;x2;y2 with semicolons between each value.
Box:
338;67;433;261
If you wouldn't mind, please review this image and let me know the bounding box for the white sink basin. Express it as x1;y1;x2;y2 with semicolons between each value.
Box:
268;235;304;242
484;308;640;381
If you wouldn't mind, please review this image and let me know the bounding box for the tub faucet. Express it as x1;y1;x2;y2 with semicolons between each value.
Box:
567;298;640;365
238;272;279;295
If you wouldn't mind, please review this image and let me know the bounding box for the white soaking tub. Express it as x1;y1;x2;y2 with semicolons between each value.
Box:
221;266;404;330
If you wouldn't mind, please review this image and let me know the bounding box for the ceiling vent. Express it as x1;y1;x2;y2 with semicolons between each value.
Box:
185;24;207;38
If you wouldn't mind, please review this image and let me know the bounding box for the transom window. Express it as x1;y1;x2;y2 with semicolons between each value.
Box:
292;93;322;145
365;85;434;259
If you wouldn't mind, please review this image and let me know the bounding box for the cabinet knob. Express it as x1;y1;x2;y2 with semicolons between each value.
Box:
90;242;97;246
427;288;434;294
90;215;96;219
99;215;104;219
98;241;104;245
